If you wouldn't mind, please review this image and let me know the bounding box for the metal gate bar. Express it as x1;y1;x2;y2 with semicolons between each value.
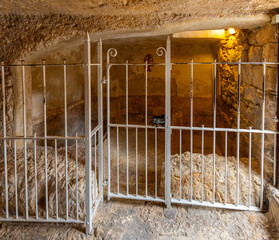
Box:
106;36;278;212
0;34;103;236
107;46;167;203
170;57;275;211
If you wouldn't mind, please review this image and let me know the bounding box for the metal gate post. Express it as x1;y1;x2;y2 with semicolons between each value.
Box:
84;33;93;235
97;38;104;201
165;36;172;208
106;48;117;201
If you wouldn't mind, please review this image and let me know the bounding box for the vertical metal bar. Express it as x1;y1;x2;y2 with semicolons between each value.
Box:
155;127;158;198
145;60;148;197
276;27;279;189
225;131;228;205
34;133;38;220
136;128;138;197
249;127;252;208
76;132;79;221
106;49;116;201
145;60;148;127
2;62;8;218
126;60;129;196
117;127;119;195
179;129;182;201
94;133;97;202
22;61;28;219
97;38;103;201
55;139;58;220
213;59;217;204
225;131;228;204
236;59;241;206
165;36;171;208
63;59;68;220
274;133;277;186
84;33;92;235
190;59;193;202
260;59;266;209
201;125;204;203
42;59;48;219
14;140;18;219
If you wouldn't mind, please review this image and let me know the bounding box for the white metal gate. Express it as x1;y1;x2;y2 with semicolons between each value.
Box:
0;34;103;235
1;34;278;235
106;36;278;212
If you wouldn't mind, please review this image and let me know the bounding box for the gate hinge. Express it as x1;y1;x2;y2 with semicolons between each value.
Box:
102;179;108;186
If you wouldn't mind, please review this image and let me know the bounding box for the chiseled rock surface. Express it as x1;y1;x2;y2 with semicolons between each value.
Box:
0;145;97;220
266;184;279;239
161;151;264;207
0;200;277;239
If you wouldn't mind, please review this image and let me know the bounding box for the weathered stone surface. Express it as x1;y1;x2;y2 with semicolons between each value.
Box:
263;43;278;62
163;208;177;219
266;185;279;232
161;151;264;207
0;199;277;239
266;67;278;91
0;145;97;220
248;31;257;45
218;23;278;169
255;24;278;45
248;46;262;62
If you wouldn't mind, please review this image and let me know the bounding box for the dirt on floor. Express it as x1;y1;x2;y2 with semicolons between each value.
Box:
0;199;278;240
0;126;277;239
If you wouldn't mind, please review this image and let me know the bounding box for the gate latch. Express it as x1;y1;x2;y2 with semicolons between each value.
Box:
103;179;108;186
102;77;107;84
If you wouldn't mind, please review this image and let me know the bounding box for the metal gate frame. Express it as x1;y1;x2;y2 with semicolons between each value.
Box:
1;33;278;235
106;36;278;212
0;34;103;236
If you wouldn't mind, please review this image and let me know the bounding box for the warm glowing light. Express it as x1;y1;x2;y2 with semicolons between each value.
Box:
228;28;236;35
173;29;225;39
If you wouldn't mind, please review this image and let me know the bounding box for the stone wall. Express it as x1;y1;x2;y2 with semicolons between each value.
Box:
15;38;217;140
103;38;217;127
217;23;278;173
0;70;14;137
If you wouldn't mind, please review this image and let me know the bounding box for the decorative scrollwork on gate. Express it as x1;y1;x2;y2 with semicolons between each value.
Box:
156;47;166;57
107;48;118;64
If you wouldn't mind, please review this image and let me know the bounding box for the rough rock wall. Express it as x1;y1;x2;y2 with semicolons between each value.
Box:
0;144;97;220
0;13;160;139
217;23;278;167
0;72;13;138
160;151;264;207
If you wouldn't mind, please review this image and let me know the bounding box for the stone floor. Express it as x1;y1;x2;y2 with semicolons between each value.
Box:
0;199;278;240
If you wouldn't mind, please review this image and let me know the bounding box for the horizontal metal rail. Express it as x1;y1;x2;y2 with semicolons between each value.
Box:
109;193;165;203
109;123;277;135
172;62;279;65
171;126;277;135
1;63;100;67
2;61;278;68
171;198;261;211
0;216;84;223
0;135;85;140
106;61;279;66
108;63;165;66
109;123;165;130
